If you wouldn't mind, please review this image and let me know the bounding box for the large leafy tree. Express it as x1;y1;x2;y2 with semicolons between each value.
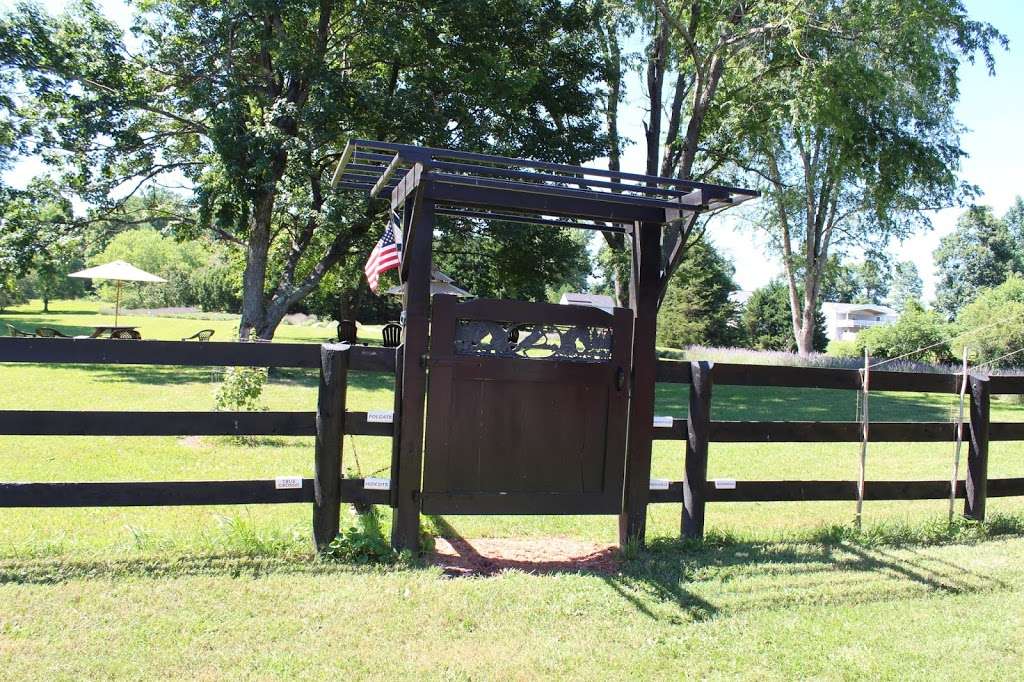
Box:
1;0;606;338
933;205;1017;319
722;0;1003;354
594;1;795;305
741;279;826;353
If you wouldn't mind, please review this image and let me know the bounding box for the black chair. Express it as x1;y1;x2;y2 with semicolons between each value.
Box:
111;329;141;340
35;327;71;338
382;322;402;348
6;324;34;337
182;329;215;342
336;319;357;344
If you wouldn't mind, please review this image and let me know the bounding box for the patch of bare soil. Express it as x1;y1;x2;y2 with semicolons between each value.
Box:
430;536;620;577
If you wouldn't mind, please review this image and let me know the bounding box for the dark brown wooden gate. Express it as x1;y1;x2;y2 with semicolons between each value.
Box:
422;294;633;515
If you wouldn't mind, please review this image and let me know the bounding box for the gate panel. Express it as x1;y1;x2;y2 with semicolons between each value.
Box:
422;295;633;515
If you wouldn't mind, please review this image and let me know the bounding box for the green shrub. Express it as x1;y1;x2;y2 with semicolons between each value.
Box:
321;508;397;565
826;339;859;358
852;301;953;364
214;366;267;412
952;275;1024;368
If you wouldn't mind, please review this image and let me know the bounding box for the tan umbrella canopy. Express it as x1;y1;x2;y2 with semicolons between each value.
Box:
69;260;167;326
384;268;471;298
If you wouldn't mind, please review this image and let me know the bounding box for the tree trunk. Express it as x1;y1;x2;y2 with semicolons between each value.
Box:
238;191;275;340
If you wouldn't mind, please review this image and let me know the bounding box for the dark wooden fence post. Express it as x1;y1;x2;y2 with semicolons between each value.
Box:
683;360;713;539
618;221;661;550
391;188;433;552
313;342;349;550
964;373;990;521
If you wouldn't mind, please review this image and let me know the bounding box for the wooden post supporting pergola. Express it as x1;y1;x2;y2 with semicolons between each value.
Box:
331;140;757;552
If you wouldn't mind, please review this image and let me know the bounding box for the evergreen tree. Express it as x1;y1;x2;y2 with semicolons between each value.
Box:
741;280;827;353
656;240;740;349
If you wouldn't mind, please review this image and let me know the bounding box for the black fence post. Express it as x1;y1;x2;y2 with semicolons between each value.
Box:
683;361;713;540
313;343;349;551
964;373;990;521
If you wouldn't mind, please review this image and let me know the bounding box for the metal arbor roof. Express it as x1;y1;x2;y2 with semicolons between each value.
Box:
330;139;757;231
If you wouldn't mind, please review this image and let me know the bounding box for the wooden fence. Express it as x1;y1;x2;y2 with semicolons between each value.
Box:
0;337;397;549
650;360;1024;539
2;339;1024;548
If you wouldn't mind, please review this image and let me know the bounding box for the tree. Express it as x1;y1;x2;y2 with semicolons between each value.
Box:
594;1;798;306
933;205;1016;319
1;0;606;338
656;239;740;349
0;177;84;312
820;252;893;306
741;280;827;353
726;0;1003;354
952;275;1024;369
889;261;924;311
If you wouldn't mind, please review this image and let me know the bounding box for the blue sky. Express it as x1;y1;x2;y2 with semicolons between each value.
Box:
3;0;1020;302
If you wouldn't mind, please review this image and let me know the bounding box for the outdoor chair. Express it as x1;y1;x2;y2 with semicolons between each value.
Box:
6;324;34;338
182;329;215;342
336;319;357;344
382;322;402;348
110;329;142;340
34;327;71;338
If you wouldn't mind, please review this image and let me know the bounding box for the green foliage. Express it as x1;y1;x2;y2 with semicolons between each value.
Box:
953;275;1024;368
433;220;591;303
741;281;827;352
1;0;607;337
889;260;924;311
92;227;239;310
848;302;953;364
214;366;267;413
657;240;741;348
933;205;1019;319
825;338;859;358
321;508;396;565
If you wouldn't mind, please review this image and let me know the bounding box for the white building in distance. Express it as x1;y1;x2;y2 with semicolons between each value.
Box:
821;302;900;342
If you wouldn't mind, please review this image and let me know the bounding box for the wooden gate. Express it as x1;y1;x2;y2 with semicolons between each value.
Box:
422;294;633;515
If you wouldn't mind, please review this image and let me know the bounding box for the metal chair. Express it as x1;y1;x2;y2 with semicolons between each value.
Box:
34;327;71;338
6;324;34;337
182;329;215;342
382;322;402;348
111;329;141;340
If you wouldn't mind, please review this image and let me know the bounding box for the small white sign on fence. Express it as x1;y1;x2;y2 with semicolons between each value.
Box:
652;416;674;428
364;477;392;491
366;411;394;424
649;478;671;491
713;479;737;490
274;476;303;490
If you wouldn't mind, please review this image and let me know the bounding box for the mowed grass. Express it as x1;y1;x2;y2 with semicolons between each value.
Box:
3;300;1024;678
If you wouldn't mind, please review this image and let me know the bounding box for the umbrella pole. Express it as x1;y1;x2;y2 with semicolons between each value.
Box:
115;280;121;327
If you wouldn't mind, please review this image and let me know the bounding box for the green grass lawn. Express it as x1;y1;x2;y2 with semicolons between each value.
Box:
2;299;1024;678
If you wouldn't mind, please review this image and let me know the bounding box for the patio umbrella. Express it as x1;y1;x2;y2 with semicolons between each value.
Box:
69;260;166;326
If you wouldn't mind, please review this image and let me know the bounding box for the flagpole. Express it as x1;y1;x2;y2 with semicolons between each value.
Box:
115;280;121;327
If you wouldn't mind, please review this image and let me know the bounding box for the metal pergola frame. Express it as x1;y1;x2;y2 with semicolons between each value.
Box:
331;139;757;552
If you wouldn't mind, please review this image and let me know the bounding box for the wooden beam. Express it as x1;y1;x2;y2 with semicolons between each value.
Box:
391;187;433;552
965;374;991;520
683;361;713;539
370;153;405;198
618;221;661;549
313;343;348;550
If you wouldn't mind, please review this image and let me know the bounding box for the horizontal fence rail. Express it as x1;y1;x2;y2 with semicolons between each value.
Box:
0;337;396;373
0;478;390;508
0;410;394;438
648;478;1024;503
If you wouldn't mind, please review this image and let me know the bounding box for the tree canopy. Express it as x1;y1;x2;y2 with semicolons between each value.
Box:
1;0;607;337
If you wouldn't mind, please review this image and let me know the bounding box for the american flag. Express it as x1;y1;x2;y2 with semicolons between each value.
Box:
364;211;402;293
